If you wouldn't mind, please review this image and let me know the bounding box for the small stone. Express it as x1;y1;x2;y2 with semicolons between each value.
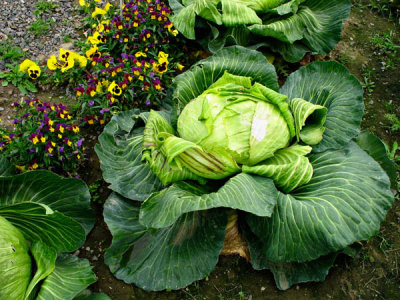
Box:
85;246;90;251
261;287;266;291
0;107;4;111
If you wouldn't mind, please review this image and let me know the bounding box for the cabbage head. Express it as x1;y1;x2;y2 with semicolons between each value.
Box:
142;71;326;193
169;0;352;62
96;46;396;292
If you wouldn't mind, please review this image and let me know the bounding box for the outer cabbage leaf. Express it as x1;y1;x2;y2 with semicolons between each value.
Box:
142;110;207;185
139;173;278;228
0;155;14;176
355;132;398;188
243;223;338;290
172;46;279;110
288;97;327;145
95;109;164;201
242;145;313;193
24;241;57;300
281;61;364;152
220;0;262;26
0;216;31;300
103;193;227;291
246;142;394;263
36;255;97;300
74;290;111;300
0;170;94;233
0;202;86;253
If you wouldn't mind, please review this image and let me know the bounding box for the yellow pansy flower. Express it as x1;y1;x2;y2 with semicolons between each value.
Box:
27;65;41;80
61;57;75;73
167;23;178;36
108;81;122;96
59;48;76;62
76;55;88;68
19;59;35;72
135;52;147;58
47;55;63;70
104;3;112;11
92;7;106;18
79;0;89;7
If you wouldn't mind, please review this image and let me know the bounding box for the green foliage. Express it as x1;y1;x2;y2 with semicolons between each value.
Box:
62;33;71;43
33;0;59;17
0;167;96;299
361;66;375;95
385;113;400;131
89;179;105;203
28;18;55;36
0;99;85;176
371;30;400;69
0;63;38;94
0;40;25;62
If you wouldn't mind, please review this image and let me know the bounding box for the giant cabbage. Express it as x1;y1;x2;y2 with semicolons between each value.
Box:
169;0;351;62
96;46;396;291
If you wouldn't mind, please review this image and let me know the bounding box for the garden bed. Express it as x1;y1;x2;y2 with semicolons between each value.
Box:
0;0;399;299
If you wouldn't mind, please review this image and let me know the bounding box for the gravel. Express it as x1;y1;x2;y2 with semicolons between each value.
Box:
0;0;82;71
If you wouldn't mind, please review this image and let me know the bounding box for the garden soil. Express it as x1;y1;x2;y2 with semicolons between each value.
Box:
0;1;399;299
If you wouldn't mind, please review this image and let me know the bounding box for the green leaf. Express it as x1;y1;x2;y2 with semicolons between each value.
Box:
233;0;288;12
142;110;206;185
139;173;278;228
0;216;31;300
280;61;364;152
170;3;197;39
194;0;222;25
36;255;97;300
355;132;398;188
0;155;14;176
104;193;227;291
221;0;262;26
246;142;394;263
243;145;313;193
0;170;94;234
24;241;57;300
95;110;164;201
248;7;309;43
172;46;279;110
157;132;241;180
74;290;111;300
0;202;86;252
243;224;338;290
207;25;251;53
288;97;327;145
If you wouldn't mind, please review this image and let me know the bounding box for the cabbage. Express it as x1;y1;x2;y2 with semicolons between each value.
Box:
96;46;396;291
